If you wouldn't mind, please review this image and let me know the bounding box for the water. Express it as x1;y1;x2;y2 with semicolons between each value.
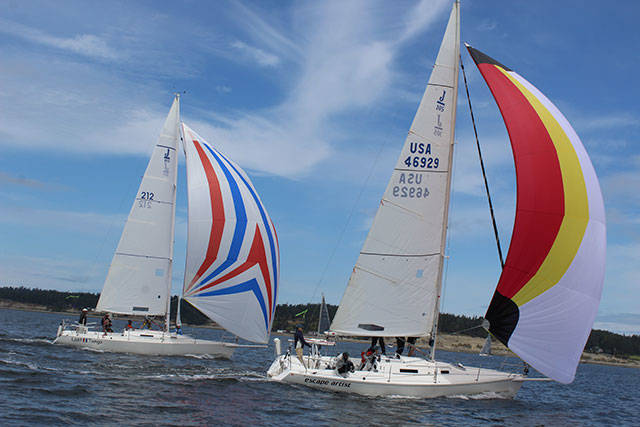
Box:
0;309;638;426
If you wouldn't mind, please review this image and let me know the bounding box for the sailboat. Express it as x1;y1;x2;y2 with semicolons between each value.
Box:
479;334;491;357
317;295;332;336
54;95;280;357
267;0;605;398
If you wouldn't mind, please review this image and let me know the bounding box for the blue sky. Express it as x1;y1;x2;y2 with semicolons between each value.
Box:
1;1;638;334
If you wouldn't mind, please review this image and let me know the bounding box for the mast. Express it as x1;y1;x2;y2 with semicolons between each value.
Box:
164;93;180;332
177;110;187;330
429;0;460;361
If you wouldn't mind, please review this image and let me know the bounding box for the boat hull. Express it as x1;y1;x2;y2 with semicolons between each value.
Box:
267;354;523;398
53;327;235;358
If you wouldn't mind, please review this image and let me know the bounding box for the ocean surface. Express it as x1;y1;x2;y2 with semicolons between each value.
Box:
0;309;638;426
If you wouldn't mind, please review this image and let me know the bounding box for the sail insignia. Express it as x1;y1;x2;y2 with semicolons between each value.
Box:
467;45;606;384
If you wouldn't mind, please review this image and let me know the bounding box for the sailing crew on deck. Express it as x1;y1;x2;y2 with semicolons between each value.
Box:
359;347;379;371
142;317;152;329
125;320;134;330
78;308;88;325
370;336;386;355
335;352;355;377
294;325;311;368
395;337;418;358
102;314;113;333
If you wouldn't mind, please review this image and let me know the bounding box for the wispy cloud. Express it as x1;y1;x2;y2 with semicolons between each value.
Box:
595;312;640;335
0;18;118;60
0;171;48;189
231;40;280;67
477;20;498;32
0;205;124;235
0;1;454;179
0;254;104;291
398;0;450;43
577;112;640;132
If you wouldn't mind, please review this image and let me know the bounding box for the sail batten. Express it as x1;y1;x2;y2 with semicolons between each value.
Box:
467;45;606;384
330;2;460;337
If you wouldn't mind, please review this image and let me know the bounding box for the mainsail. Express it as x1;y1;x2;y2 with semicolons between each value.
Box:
181;124;279;344
96;96;179;316
467;45;606;384
330;2;460;337
480;334;491;356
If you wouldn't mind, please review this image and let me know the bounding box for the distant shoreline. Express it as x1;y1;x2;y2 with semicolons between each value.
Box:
2;301;638;370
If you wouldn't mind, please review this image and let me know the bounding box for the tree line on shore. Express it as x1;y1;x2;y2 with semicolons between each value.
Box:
1;286;638;357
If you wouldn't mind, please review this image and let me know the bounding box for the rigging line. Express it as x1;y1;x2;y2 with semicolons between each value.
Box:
308;131;389;304
88;173;139;289
438;130;458;331
460;54;505;269
450;323;484;335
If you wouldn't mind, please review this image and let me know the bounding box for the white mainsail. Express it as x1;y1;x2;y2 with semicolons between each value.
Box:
330;3;460;337
96;96;179;316
480;334;492;356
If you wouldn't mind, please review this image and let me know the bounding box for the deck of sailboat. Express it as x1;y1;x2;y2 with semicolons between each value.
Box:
267;354;523;398
54;325;236;357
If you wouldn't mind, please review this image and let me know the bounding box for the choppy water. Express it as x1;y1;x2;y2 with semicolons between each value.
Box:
0;309;638;426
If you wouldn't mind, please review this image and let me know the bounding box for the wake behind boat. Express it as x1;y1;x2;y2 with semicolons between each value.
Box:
54;95;280;357
268;0;605;398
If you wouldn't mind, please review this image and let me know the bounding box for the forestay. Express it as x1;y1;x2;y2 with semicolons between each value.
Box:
467;45;606;384
181;124;279;344
330;3;460;337
97;96;179;316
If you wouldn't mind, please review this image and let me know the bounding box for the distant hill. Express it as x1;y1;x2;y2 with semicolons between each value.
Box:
1;286;638;357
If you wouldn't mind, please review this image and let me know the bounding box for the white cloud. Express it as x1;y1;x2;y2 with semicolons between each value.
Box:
231;40;280;67
579;112;640;131
477;20;498;32
1;254;104;291
0;205;124;235
0;18;118;60
0;0;453;180
398;0;450;43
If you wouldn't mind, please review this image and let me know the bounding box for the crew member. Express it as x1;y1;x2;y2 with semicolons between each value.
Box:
294;325;311;368
359;347;378;371
370;336;386;355
125;320;134;330
395;337;418;357
78;308;88;325
335;352;355;377
102;314;113;333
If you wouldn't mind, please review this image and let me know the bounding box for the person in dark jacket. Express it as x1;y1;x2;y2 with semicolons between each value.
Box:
294;325;311;368
335;352;354;377
78;308;88;325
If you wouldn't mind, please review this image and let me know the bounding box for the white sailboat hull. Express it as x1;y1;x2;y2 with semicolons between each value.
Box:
267;354;523;398
53;326;235;358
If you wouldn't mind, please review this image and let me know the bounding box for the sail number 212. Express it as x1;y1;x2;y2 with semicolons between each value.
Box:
139;191;154;208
